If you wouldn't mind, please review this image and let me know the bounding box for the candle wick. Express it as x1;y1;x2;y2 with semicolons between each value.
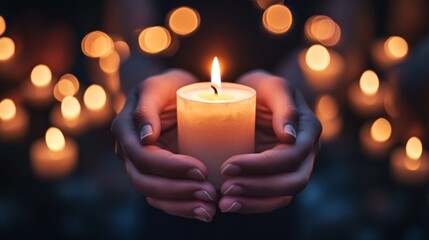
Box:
211;85;218;95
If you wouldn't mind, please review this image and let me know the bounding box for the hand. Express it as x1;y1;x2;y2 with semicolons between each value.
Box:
111;69;217;222
218;70;322;214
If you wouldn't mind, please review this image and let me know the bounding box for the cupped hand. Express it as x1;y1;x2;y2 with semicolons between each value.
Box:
219;70;322;214
111;69;217;222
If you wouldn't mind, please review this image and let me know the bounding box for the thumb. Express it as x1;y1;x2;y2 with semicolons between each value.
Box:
133;69;197;145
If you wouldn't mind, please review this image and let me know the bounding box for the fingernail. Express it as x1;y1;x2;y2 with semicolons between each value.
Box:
140;124;153;141
283;124;296;139
223;185;245;196
222;202;242;213
193;207;212;222
187;168;206;181
221;164;241;176
194;190;215;202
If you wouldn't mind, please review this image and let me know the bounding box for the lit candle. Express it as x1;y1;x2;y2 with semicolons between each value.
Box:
298;44;345;90
390;137;429;185
177;57;256;189
315;95;342;141
50;96;88;135
348;70;387;116
30;127;78;178
0;98;28;141
372;36;408;69
83;84;113;126
360;118;393;156
23;64;54;106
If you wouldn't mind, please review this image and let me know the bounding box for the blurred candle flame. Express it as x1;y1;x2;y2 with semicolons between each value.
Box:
168;7;200;36
84;84;107;111
81;31;114;58
31;64;52;87
305;44;330;71
0;37;15;61
45;127;65;152
138;26;171;54
262;4;293;34
370;118;392;143
384;36;408;60
406;137;423;160
61;96;81;121
359;70;379;96
0;15;5;36
0;98;16;121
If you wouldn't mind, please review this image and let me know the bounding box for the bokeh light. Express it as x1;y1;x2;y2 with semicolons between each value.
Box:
305;15;341;46
61;96;81;121
384;36;408;60
0;16;5;36
406;136;423;160
359;70;379;96
305;44;330;71
138;26;171;54
370;118;392;143
0;37;15;61
31;64;52;87
0;98;16;121
82;31;114;58
114;40;130;61
255;0;284;10
168;7;200;36
99;50;120;74
316;95;338;121
45;127;65;151
84;84;107;110
262;4;292;34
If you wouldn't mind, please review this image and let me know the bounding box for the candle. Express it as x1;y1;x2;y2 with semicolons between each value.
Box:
360;118;393;157
50;96;88;135
298;45;344;91
23;64;54;106
177;57;256;189
0;98;28;141
315;95;342;141
30;127;78;178
348;70;387;116
83;84;113;126
390;137;429;185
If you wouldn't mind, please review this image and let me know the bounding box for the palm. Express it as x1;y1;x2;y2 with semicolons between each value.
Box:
254;105;279;152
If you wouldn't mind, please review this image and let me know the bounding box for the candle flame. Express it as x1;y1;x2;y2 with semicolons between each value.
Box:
406;136;423;160
61;96;81;121
211;57;221;93
370;118;391;143
305;44;330;71
359;70;379;96
84;84;107;110
0;98;16;121
45;127;65;152
31;64;52;87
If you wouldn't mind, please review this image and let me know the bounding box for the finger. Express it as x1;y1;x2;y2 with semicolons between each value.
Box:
146;197;216;222
218;196;292;214
125;158;217;201
221;96;321;176
134;69;197;144
112;91;207;180
221;150;316;197
237;70;298;143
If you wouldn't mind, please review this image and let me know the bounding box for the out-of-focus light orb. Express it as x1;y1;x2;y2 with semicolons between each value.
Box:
84;84;107;110
406;136;423;160
0;37;15;61
0;16;5;36
138;26;171;54
316;95;338;121
255;0;284;10
0;98;16;121
370;118;392;143
99;50;120;74
61;96;81;121
305;44;330;71
60;74;79;94
262;4;292;34
404;158;421;171
31;64;52;87
305;15;341;46
359;70;379;96
57;79;75;97
82;31;114;58
168;7;200;36
114;40;130;61
384;36;408;59
45;127;65;151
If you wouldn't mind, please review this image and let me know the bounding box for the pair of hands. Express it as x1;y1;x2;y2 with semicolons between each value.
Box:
111;69;322;222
